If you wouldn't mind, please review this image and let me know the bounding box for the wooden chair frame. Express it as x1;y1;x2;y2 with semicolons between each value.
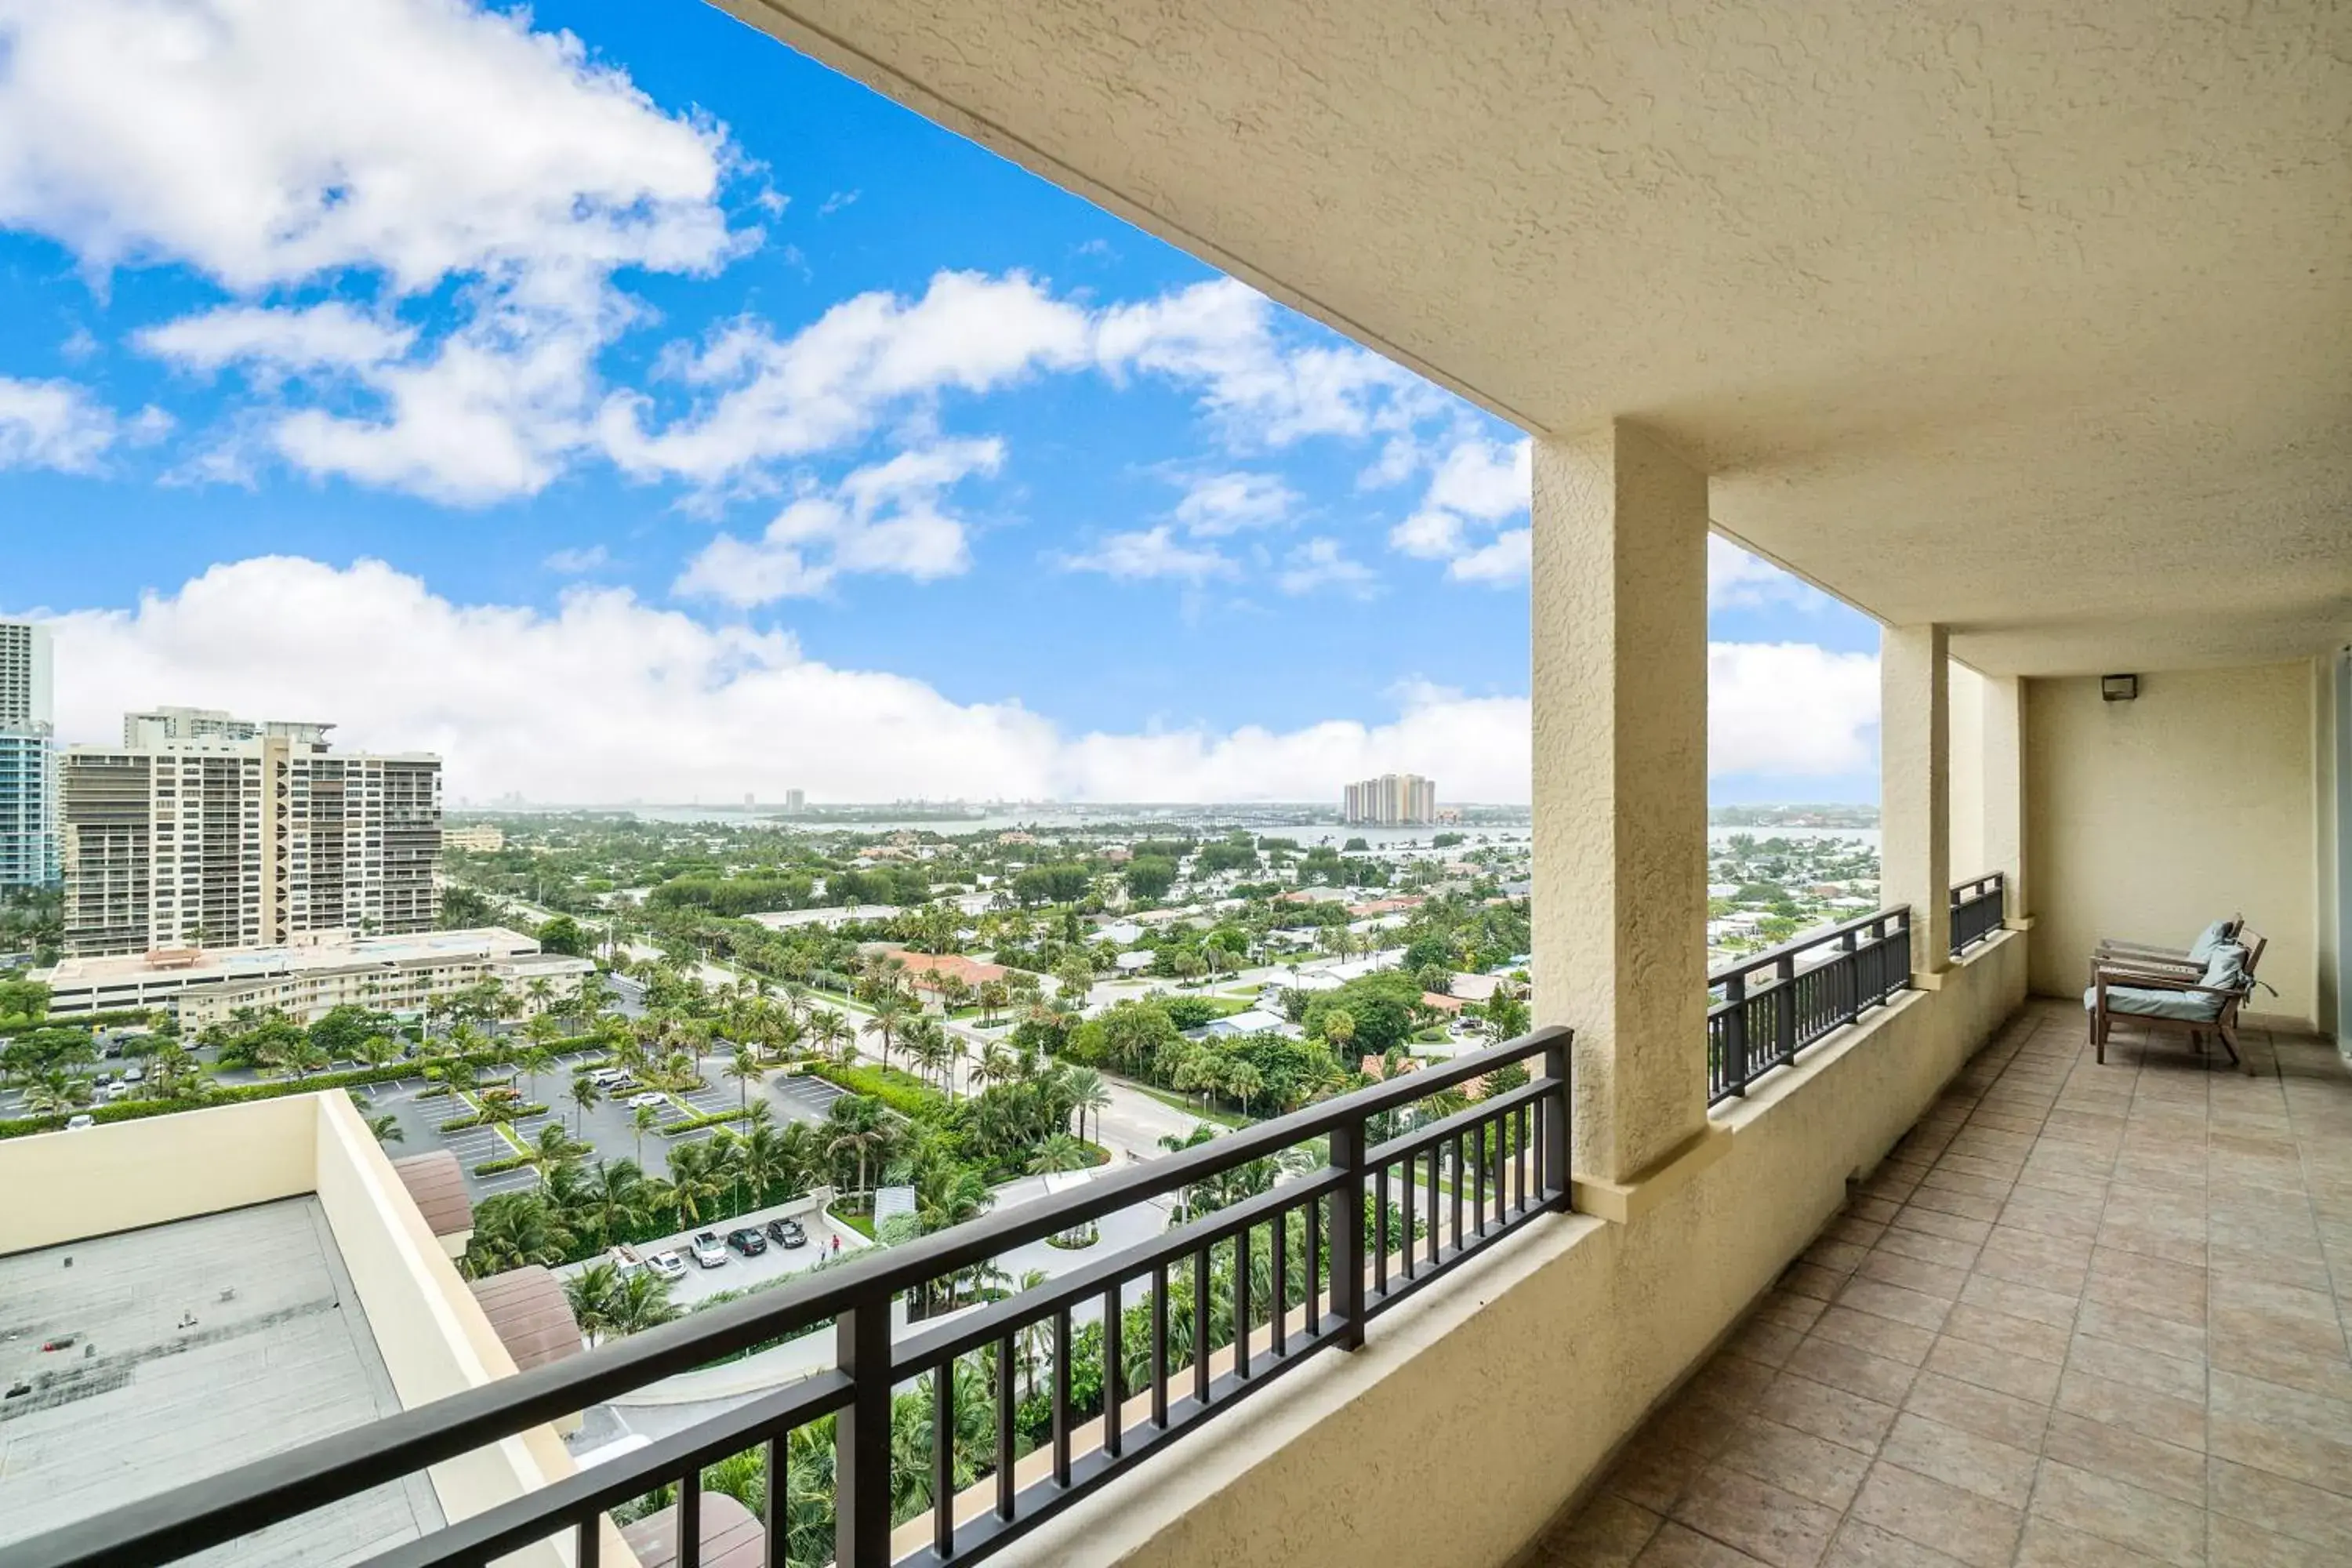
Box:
2092;914;2241;975
2089;933;2266;1076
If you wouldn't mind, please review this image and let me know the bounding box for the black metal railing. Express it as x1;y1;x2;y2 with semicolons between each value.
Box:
5;1029;1572;1568
1949;873;2005;957
1707;907;1911;1105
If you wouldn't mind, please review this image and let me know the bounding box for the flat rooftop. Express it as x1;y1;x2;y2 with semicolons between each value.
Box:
0;1197;444;1566
35;925;542;985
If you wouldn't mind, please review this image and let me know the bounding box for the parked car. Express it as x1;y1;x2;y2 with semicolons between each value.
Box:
589;1067;631;1089
765;1217;808;1249
64;1114;94;1131
725;1227;768;1257
100;1082;130;1102
122;1065;143;1083
689;1232;728;1269
645;1250;688;1283
627;1091;666;1110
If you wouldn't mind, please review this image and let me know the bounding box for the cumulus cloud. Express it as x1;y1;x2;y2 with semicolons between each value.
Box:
27;557;1876;804
1171;470;1296;535
1390;434;1531;580
674;438;1002;604
1708;535;1841;612
0;375;130;471
543;544;611;574
0;0;742;501
1056;526;1236;584
1277;537;1379;597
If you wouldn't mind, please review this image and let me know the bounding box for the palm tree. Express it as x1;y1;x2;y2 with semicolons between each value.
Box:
905;1018;951;1094
825;1096;891;1199
631;1102;660;1165
662;1139;728;1227
863;989;911;1072
975;979;1009;1027
583;1158;649;1250
568;1072;603;1136
1027;1133;1092;1175
566;1261;620;1346
604;1269;677;1338
527;1122;590;1184
1224;1060;1265;1117
463;1192;571;1276
24;1071;89;1116
724;1045;765;1112
971;1041;1014;1094
1061;1066;1111;1145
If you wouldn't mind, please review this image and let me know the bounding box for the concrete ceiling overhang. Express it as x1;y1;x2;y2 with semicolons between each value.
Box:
717;1;2352;676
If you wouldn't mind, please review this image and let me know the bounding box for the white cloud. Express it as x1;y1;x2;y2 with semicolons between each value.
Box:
0;375;125;472
1171;470;1296;535
1057;526;1236;584
29;557;1876;802
1710;641;1879;777
1276;537;1379;597
1;0;741;503
139;303;417;373
543;544;610;574
1708;535;1839;612
601;272;1091;488
1447;528;1530;584
1388;432;1532;579
675;438;1001;604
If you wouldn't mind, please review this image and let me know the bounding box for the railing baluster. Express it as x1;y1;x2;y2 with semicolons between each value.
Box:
1426;1143;1440;1267
1474;1119;1488;1237
681;1463;702;1568
1271;1208;1289;1356
1150;1261;1170;1429
1234;1229;1252;1379
931;1359;955;1558
1305;1193;1323;1331
1192;1247;1211;1406
835;1303;891;1568
1400;1152;1417;1279
1546;1029;1572;1208
1102;1283;1123;1457
1329;1114;1367;1351
1373;1162;1389;1297
1051;1308;1073;1488
579;1512;601;1568
1722;971;1748;1097
1450;1132;1464;1254
995;1336;1016;1522
763;1433;785;1568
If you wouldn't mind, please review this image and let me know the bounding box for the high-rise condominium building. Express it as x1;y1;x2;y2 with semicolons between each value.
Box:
1341;772;1438;827
62;712;441;956
785;788;807;814
0;620;59;890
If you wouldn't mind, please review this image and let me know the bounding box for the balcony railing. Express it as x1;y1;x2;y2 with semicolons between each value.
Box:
7;1028;1571;1568
1708;907;1912;1105
1949;872;2005;956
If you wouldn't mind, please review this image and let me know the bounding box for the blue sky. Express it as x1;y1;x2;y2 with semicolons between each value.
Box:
0;0;1880;805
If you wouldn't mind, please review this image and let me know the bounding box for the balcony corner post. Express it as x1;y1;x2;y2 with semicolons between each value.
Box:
1327;1116;1368;1349
833;1301;894;1568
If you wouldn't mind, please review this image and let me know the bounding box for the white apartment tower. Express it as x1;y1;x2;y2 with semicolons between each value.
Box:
0;619;60;889
62;713;442;956
1341;772;1438;827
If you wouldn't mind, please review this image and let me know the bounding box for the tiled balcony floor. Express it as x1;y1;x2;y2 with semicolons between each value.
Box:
1532;999;2352;1568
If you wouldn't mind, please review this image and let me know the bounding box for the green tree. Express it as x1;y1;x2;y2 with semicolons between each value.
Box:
568;1071;603;1135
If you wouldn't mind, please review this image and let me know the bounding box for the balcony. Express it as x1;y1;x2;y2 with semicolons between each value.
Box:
6;5;2347;1567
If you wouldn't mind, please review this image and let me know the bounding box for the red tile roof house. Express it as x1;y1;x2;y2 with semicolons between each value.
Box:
884;950;1010;995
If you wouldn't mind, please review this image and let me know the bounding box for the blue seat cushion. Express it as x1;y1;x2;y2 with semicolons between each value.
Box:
2187;919;2234;961
2201;942;2249;991
2084;983;2224;1023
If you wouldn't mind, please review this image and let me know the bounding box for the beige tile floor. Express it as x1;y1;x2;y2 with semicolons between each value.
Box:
1530;1000;2352;1568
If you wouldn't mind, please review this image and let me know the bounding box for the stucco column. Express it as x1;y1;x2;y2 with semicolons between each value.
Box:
1882;626;1953;980
1531;420;1710;1190
1981;673;2031;927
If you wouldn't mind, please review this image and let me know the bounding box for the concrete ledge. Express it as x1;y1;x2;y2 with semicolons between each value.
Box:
1571;1123;1733;1224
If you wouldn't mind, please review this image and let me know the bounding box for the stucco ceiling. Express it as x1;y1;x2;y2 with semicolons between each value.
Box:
718;1;2352;675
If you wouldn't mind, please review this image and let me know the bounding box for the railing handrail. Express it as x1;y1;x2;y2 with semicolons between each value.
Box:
1950;870;2005;902
3;1025;1573;1568
1707;904;1911;996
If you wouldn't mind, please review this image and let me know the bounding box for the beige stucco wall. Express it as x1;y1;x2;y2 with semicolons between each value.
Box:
2024;662;2321;1026
991;933;2028;1568
0;1096;317;1254
1949;662;1987;881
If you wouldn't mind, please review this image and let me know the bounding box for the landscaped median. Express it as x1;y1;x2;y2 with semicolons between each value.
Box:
0;1060;419;1139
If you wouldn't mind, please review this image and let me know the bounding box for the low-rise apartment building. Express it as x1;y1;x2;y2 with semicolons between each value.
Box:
31;924;590;1025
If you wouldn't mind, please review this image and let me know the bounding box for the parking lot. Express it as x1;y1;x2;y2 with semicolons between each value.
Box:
358;1053;858;1205
561;1197;866;1309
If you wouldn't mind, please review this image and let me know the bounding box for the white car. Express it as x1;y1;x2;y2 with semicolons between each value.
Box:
122;1065;144;1083
627;1091;667;1110
64;1113;95;1131
646;1250;688;1283
100;1082;131;1102
688;1232;728;1269
589;1068;631;1089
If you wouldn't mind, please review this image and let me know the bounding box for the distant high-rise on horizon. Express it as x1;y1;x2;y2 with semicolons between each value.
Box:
786;788;807;814
1341;772;1437;827
0;619;60;890
63;708;441;956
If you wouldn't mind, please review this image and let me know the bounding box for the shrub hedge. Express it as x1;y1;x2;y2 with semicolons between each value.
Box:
0;1060;419;1140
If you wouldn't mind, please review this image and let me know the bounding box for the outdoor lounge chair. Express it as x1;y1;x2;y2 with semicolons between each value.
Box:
2084;932;2266;1074
2092;915;2241;974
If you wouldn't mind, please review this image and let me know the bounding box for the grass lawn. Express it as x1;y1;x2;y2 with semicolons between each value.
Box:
833;1207;877;1240
1112;1073;1251;1129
